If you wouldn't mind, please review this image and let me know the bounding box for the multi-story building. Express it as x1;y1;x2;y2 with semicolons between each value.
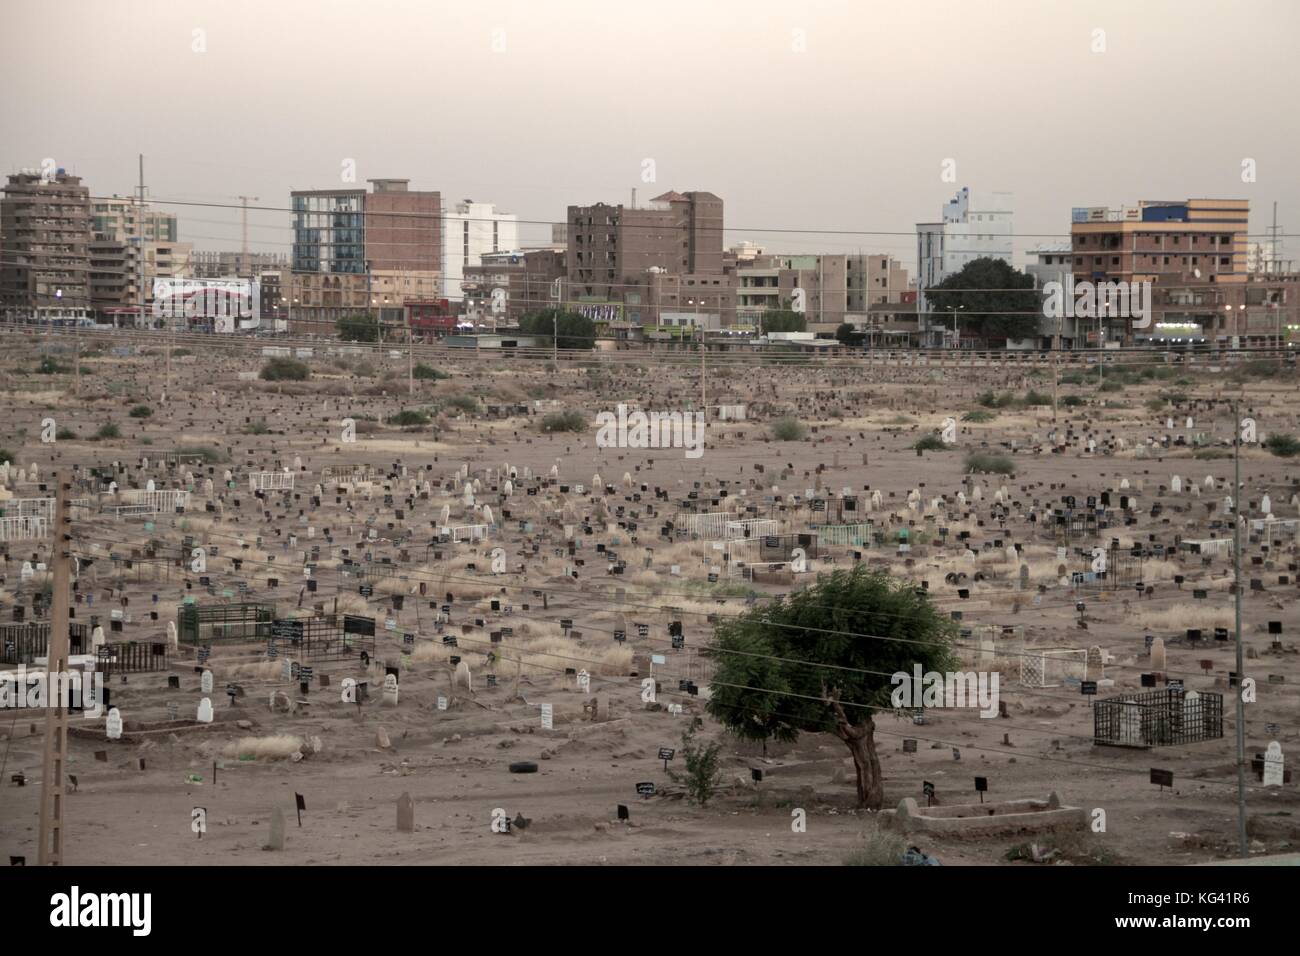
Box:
290;178;440;333
462;248;568;326
1;169;92;309
85;196;192;321
191;250;289;278
569;191;733;325
1069;198;1251;345
735;253;910;331
916;187;1014;336
441;200;518;302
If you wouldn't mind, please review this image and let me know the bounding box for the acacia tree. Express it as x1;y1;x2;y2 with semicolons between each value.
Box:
705;565;958;809
519;309;596;350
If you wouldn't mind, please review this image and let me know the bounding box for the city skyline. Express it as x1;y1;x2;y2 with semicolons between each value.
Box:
3;0;1296;269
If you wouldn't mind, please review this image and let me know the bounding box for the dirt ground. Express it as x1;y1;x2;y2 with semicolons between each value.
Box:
2;332;1298;865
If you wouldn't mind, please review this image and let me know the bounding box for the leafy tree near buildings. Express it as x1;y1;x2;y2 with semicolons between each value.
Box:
760;303;807;334
835;323;863;346
519;309;597;350
705;565;958;810
926;256;1041;344
337;313;379;342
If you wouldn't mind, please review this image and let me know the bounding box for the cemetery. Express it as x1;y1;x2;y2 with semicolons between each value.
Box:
0;336;1297;866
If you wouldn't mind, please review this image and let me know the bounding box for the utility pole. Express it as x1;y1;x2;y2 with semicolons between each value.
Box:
1232;399;1247;859
37;476;73;866
237;196;259;277
407;311;414;397
552;277;561;371
700;334;707;412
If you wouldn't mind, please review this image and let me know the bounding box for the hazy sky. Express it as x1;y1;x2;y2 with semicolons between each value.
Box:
3;0;1297;269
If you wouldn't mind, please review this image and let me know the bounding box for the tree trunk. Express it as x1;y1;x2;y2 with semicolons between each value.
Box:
824;688;884;810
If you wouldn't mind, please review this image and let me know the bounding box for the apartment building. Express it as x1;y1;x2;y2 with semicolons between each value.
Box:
916;187;1014;331
736;253;910;330
191;250;289;278
290;178;440;333
0;169;92;309
441;200;518;301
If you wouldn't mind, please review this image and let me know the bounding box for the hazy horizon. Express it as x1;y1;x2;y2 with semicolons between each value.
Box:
3;0;1297;270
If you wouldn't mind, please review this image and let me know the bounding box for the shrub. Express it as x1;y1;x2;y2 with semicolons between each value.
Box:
843;825;907;866
245;419;271;434
129;405;153;418
965;452;1015;475
1192;448;1231;460
668;718;723;807
962;410;996;423
55;427;78;441
771;417;807;441
1022;390;1052;406
260;357;310;381
913;434;949;452
176;445;228;464
1097;379;1123;393
1061;395;1085;407
412;363;448;381
387;409;431;428
1265;433;1300;458
93;422;121;440
440;395;478;413
1146;397;1167;412
36;357;70;374
540;410;587;433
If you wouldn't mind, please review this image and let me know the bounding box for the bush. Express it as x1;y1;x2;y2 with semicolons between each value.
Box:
55;427;78;441
965;452;1015;475
976;391;1013;408
962;410;995;423
843;825;907;866
1097;379;1123;393
245;419;271;434
1265;433;1300;458
260;357;310;381
336;314;379;342
36;357;70;374
412;363;448;381
540;410;587;433
176;445;228;464
668;718;723;807
1061;395;1085;407
440;395;478;413
771;417;807;441
93;422;121;440
129;405;153;418
387;409;431;428
914;434;949;452
1146;397;1167;412
1022;390;1052;406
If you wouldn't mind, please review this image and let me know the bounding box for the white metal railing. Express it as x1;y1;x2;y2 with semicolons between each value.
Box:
674;512;729;539
0;516;48;541
724;518;780;539
249;471;294;492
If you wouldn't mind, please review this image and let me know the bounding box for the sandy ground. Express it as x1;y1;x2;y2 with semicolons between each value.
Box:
2;334;1299;865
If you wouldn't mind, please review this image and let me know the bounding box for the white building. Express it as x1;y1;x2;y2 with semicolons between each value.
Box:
915;187;1014;335
441;200;519;302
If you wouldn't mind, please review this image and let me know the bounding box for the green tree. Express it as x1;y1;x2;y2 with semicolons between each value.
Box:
337;313;379;342
760;303;807;334
669;717;724;806
706;565;958;809
835;323;863;346
519;309;596;350
926;257;1040;344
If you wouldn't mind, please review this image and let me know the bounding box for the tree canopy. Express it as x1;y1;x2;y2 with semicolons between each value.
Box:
518;309;597;350
706;565;959;809
926;256;1041;344
760;306;807;334
336;313;379;342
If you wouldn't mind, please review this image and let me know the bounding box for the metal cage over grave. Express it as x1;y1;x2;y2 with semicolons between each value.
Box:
0;515;48;541
673;512;730;539
1;621;88;665
1093;688;1224;748
1048;508;1100;540
1071;548;1143;591
1020;648;1087;687
810;522;874;547
724;532;823;576
119;489;189;513
724;518;781;539
96;641;169;675
270;614;376;662
177;602;275;646
249;471;295;492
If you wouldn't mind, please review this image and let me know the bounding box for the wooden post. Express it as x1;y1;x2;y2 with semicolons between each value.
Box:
37;475;73;866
